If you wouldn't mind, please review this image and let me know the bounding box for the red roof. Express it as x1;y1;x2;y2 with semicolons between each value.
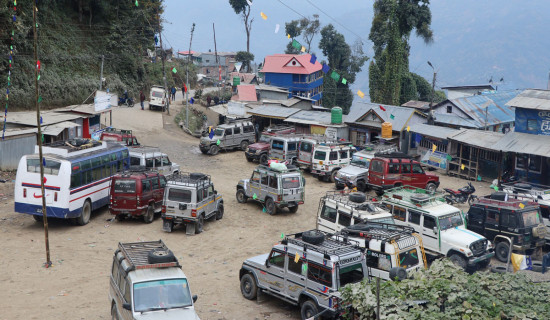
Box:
233;85;257;102
178;50;197;55
262;54;322;75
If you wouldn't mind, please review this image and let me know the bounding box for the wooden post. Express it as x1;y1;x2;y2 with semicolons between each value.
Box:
475;148;480;181
458;143;464;177
467;146;473;180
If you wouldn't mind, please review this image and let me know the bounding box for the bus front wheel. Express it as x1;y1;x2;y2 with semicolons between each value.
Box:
75;200;92;226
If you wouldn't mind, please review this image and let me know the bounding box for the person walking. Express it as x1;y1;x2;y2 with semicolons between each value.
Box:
171;86;176;101
206;96;212;107
139;90;146;110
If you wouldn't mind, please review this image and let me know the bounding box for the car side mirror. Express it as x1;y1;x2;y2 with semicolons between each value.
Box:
192;295;198;303
214;190;217;194
265;259;270;268
433;226;438;234
123;303;132;311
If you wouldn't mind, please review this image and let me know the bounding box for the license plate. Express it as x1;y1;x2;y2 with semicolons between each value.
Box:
179;203;187;210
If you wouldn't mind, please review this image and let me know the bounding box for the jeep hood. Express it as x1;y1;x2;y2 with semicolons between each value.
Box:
248;142;269;150
200;136;220;143
339;165;367;177
245;253;269;267
441;227;485;248
134;307;200;320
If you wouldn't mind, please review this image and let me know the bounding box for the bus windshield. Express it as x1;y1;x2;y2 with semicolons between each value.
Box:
27;158;61;175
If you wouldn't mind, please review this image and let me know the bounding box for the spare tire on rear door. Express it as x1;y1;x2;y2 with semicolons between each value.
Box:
349;192;366;203
301;230;324;245
389;267;408;281
147;248;176;264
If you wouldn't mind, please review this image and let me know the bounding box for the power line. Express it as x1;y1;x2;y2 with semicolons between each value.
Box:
275;0;307;19
304;0;366;42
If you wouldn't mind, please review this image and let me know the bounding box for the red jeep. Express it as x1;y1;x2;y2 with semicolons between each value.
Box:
109;169;166;223
244;125;295;165
368;157;440;196
101;128;140;146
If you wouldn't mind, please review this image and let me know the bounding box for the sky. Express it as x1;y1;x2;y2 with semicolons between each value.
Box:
162;0;550;101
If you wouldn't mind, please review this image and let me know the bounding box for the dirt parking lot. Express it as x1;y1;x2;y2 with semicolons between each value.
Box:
0;102;541;320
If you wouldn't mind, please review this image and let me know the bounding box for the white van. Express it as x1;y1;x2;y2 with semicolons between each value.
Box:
129;146;180;177
149;86;167;111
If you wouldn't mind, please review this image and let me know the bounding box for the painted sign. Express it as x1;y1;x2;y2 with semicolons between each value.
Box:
233;76;241;86
515;108;550;136
421;150;449;170
324;127;338;139
94;90;112;112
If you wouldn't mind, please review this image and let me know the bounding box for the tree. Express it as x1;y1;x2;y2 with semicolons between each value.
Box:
229;0;253;53
299;15;321;53
284;20;302;54
368;0;434;105
235;51;255;72
319;25;368;113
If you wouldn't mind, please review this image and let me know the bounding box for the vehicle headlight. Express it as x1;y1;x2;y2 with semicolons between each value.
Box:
336;172;345;179
256;149;262;154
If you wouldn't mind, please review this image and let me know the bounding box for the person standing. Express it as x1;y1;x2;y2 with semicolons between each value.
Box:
171;86;176;101
206;96;212;107
139;90;146;110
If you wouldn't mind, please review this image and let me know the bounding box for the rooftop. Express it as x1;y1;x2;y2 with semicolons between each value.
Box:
447;129;504;149
347;102;427;131
492;131;550;157
506;89;550;111
248;105;301;119
401;100;430;110
261;53;322;75
233;84;258;102
409;123;460;140
441;84;495;90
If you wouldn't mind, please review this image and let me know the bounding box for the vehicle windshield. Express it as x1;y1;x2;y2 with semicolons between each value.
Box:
145;157;164;168
113;179;136;193
161;156;172;166
282;176;300;189
133;279;192;312
398;248;420;269
314;151;326;161
350;155;370;167
259;135;271;143
168;188;192;203
214;128;224;136
522;210;542;227
438;212;464;230
338;263;364;288
369;216;395;224
151;91;164;98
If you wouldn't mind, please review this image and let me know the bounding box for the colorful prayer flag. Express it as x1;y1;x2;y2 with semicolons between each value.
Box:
341;78;347;85
322;64;330;74
300;46;306;53
519;203;525;209
172;67;177;73
330;71;340;81
135;0;138;6
432;144;437;152
390;114;395;120
461;164;465;170
280;233;284;239
287;34;291;39
253;193;258;200
275;24;280;33
357;90;365;98
310;54;317;64
294;254;300;263
511;253;532;272
216;139;221;146
406;126;410;132
291;39;301;50
260;12;267;20
379;105;386;111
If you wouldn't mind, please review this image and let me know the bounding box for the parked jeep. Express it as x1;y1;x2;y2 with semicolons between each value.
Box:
245;125;295;164
101;128;140;146
149;85;167;111
268;134;302;164
296;136;350;172
236;164;305;214
161;173;224;235
129;146;180;177
109;240;200;320
334;143;398;191
239;230;368;320
381;186;494;271
109;168;166;223
199;120;255;155
467;192;546;262
311;144;355;183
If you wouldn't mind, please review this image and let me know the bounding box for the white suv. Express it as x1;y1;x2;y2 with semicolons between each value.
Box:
311;144;355;183
109;240;200;320
149;85;167;111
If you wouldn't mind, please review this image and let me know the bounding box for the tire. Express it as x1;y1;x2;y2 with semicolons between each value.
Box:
75;200;92;226
216;204;224;220
349;192;367;203
302;230;324;245
330;170;338;183
449;253;467;270
236;189;248;203
33;215;43;222
143;205;154;224
477;259;490;270
300;300;319;320
468;195;478;206
317;175;325;182
335;182;344;190
491;266;508;273
426;182;437;194
532;261;543;273
111;304;119;320
495;242;510;263
200;149;208;155
195;214;204;234
240;140;249;151
240;274;257;300
357;180;367;192
445;197;454;205
147;248;176;264
209;145;219;155
259;153;269;165
245;155;253;162
115;214;125;222
389;267;408;281
265;197;276;215
288;205;299;213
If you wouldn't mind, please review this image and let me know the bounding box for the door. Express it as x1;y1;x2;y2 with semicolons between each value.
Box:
411;163;427;188
205;184;216;216
270;139;285;161
500;209;520;241
233;126;242;147
467;206;485;235
287;141;298;162
151;176;163;210
421;214;439;252
400;162;413;186
248;171;261;198
265;250;286;294
484;209;500;240
223;128;233;147
368;159;385;186
285;251;306;299
298;141;313;166
260;172;270;201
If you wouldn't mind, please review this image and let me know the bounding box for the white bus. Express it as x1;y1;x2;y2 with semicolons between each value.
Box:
14;139;130;225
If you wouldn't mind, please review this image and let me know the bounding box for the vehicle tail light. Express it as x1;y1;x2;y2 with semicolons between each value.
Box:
161;205;166;213
278;195;282;202
325;165;329;171
54;192;58;202
23;188;27;198
320;161;323;165
191;209;197;217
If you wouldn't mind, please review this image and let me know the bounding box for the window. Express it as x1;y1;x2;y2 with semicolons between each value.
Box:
412;163;424;174
111;260;119;285
320;205;337;223
446;105;452;113
123;277;131;303
26;158;62;175
423;215;436;229
540;206;550;220
398;248;420;269
282;177;300;189
92;167;102;181
339;150;348;159
261;174;269;186
243;125;254;133
272;139;284;150
307;263;332;287
528;155;542;172
438;213;464;230
393;206;407;222
527;119;538;132
300;142;312;152
314;151;327;161
287;253;302;274
487;209;499;224
202;188;208;200
468;206;485;222
251;171;261;182
288;142;297;151
339;263;364;288
233;127;241;134
401;164;411;174
338;212;352;227
160;177;167;188
329;151;338;161
268;176;278;189
197;188;203;202
366;250;392;271
168;188;192;203
114;179;136;193
521;210;541;227
225;128;232;136
500;210;517;228
71;173;82;188
388;163;400;174
409;210;421;225
370;160;384;173
142;179;151;192
268;250;285;268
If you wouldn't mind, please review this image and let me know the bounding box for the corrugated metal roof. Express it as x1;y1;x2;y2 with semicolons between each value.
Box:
492;132;550;157
248;105;301;119
57;104;110;115
42;121;80;136
433;113;480;128
262;54;322;75
401;100;429;110
284;110;333;125
234;85;258;102
448;129;504;149
446;90;521;127
255;84;288;93
1;128;38;138
441;84;495;90
505;89;550;111
409;123;459;139
347;102;426;131
3;111;83;126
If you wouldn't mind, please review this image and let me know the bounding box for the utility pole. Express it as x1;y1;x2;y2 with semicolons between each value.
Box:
213;23;221;101
186;23;196;128
158;17;170;115
427;61;437;125
99;54;104;90
33;1;51;268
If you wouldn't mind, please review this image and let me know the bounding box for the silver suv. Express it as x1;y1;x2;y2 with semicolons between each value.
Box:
162;173;224;235
239;230;367;320
109;240;200;320
236;164;305;214
199;120;255;155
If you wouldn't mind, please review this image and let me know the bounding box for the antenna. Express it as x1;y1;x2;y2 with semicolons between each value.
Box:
547;70;550;90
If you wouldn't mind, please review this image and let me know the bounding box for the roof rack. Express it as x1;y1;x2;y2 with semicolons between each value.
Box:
381;186;446;207
282;230;362;260
257;164;301;173
340;222;417;250
167;172;211;187
45;138;103;152
477;194;538;209
323;191;385;212
127;145;163;154
501;182;550;199
118;240;180;270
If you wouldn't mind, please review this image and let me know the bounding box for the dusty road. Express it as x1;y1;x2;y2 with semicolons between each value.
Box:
0;101;522;320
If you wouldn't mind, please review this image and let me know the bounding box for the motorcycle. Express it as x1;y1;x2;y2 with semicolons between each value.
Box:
118;96;135;108
444;182;478;205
